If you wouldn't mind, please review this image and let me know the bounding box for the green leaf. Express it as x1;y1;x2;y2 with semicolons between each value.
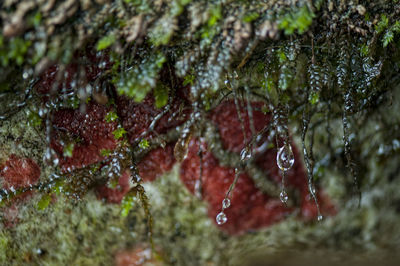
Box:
243;12;259;23
375;14;389;33
51;179;65;195
309;91;320;105
112;128;127;139
279;5;315;35
37;194;52;210
183;74;195;86
121;193;136;217
63;143;74;158
96;34;116;51
100;149;112;157
154;84;169;108
28;11;42;28
26;110;42;127
278;49;287;63
393;21;400;33
149;16;176;46
105;111;118;122
138;139;149;150
360;44;369;57
115;52;166;102
208;6;222;27
383;30;394;47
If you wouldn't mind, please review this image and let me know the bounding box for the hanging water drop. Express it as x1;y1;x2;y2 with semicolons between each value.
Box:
240;148;252;161
194;179;202;199
216;212;227;225
174;125;193;162
277;144;295;171
222;198;231;209
279;190;288;203
174;134;192;162
317;214;323;221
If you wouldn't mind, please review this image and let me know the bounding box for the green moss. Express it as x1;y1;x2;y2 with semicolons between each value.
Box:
375;14;389;33
112;128;127;140
26;110;42;127
114;52;166;102
96;34;116;51
105;111;118;122
0;37;32;66
154;83;169;108
0;232;9;262
63;143;74;158
138;139;149;150
278;5;315;35
242;12;259;23
100;149;112;157
120;192;136;217
37;194;52;211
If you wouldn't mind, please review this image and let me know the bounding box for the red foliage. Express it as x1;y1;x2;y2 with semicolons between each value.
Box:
0;154;40;190
115;92;191;144
96;170;132;204
180;139;292;235
180;100;336;235
0;155;41;227
137;144;176;182
209;100;270;153
51;102;118;172
35;49;110;96
96;145;176;203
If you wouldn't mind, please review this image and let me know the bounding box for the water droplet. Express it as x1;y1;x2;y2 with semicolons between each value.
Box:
308;184;316;195
317;215;323;221
216;212;227;225
174;129;192;162
240;148;251;161
280;190;288;203
222;198;231;209
277;144;295;171
194;180;202;199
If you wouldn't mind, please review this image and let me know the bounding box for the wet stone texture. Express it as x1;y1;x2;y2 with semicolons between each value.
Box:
0;154;40;190
0;154;41;227
51;103;118;173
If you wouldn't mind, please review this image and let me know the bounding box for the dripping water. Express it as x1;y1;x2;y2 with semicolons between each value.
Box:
216;167;241;225
194;137;204;199
244;86;256;153
343;88;361;206
216;71;254;225
301;103;322;220
273;105;294;204
174;124;193;162
337;39;361;206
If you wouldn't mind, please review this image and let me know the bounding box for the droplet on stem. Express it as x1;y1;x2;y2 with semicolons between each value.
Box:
216;212;227;225
194;180;202;199
317;214;323;221
222;198;231;209
280;190;288;203
276;144;295;171
240;148;252;161
174;133;192;162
